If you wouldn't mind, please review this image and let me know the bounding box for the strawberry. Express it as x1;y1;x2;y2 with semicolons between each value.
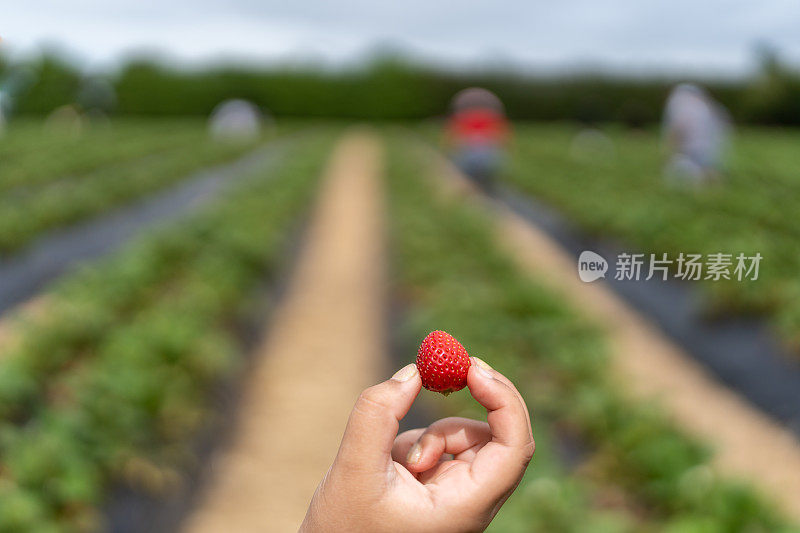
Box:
416;330;471;395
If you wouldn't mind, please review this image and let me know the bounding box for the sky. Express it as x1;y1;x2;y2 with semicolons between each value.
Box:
4;0;800;76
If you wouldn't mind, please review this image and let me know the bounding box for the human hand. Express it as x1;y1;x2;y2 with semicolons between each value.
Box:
300;357;534;533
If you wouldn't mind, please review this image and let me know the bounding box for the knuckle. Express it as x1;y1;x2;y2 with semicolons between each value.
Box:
396;428;419;440
355;386;389;416
520;438;536;463
429;416;460;430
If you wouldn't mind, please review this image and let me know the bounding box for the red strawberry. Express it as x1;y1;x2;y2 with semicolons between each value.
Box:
416;330;471;395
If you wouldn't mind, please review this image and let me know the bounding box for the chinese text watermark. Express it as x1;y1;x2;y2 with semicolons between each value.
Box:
578;251;761;283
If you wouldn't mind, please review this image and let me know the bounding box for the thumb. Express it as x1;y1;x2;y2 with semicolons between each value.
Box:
335;364;421;477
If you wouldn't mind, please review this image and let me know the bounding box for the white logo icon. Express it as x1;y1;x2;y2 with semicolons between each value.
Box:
578;251;608;282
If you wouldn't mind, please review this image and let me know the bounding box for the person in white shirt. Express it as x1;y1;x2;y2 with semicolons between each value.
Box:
663;83;731;184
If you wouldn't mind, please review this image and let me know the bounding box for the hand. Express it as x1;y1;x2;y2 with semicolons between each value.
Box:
300;357;534;533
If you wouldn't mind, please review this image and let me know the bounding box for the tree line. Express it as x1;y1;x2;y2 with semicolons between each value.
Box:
3;52;799;125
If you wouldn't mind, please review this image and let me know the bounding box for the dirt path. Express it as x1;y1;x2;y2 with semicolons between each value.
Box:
182;131;386;532
0;297;47;352
433;157;800;523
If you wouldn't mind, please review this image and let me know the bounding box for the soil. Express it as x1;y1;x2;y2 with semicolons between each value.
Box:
0;297;47;351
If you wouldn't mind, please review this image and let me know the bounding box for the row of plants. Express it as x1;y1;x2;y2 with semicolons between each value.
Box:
0;120;222;193
490;124;800;352
0;132;335;531
0;123;265;253
386;136;794;532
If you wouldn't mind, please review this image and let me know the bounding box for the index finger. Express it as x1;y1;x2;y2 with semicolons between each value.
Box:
468;358;533;449
466;357;534;500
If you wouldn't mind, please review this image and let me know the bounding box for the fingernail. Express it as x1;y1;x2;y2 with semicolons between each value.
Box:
472;357;493;378
406;442;422;464
392;364;418;382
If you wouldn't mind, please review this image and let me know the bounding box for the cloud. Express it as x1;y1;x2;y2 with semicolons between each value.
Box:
2;0;799;74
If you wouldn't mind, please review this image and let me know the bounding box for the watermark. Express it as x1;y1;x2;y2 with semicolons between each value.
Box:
578;250;608;282
578;251;762;282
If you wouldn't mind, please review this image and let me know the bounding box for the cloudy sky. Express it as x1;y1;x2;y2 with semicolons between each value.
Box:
4;0;800;75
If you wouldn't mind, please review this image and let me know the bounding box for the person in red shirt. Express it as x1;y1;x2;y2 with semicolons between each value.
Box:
445;88;510;193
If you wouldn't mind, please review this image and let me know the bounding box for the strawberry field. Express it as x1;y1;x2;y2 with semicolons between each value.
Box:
387;136;794;532
0;124;335;530
0;121;261;253
498;124;800;353
0;121;798;532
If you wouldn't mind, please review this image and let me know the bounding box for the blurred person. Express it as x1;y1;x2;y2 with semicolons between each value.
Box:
301;360;533;532
208;99;265;142
445;88;510;194
0;92;6;135
44;104;84;137
0;65;35;133
569;127;616;163
662;83;731;184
